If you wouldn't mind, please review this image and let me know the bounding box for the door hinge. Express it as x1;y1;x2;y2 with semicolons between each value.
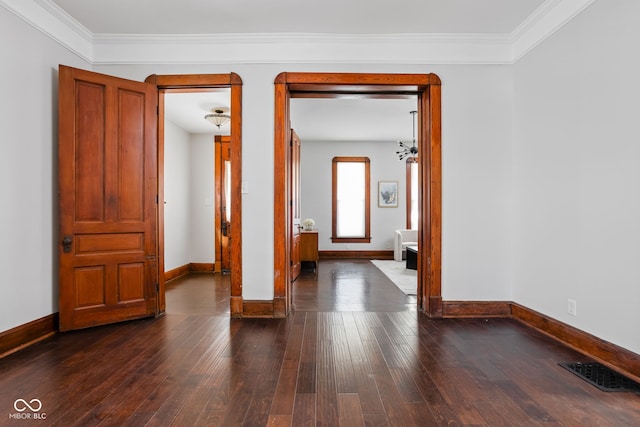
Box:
156;283;159;293
155;194;159;204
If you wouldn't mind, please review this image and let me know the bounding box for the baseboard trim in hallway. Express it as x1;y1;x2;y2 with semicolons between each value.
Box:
0;313;58;358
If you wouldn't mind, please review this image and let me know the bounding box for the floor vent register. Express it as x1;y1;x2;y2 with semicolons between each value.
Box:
559;362;640;392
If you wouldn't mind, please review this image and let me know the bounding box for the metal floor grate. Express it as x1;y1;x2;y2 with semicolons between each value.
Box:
559;362;640;392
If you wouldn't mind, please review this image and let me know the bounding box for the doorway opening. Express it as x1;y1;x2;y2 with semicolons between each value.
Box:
146;73;244;317
161;92;231;314
273;72;442;318
289;96;419;310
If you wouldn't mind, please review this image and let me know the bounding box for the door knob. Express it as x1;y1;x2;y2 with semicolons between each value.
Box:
62;236;73;253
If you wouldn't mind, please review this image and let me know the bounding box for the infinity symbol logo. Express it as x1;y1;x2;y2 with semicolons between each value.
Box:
14;398;42;412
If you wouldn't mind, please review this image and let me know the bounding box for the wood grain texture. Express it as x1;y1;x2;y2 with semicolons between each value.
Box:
189;263;215;272
164;263;215;282
214;135;231;273
164;264;190;282
244;300;275;318
228;79;243;317
273;80;290;314
443;301;512;318
58;65;158;331
2;269;640;426
318;250;393;259
0;314;58;358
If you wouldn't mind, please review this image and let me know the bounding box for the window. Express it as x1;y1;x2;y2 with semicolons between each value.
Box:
332;157;371;243
406;158;418;230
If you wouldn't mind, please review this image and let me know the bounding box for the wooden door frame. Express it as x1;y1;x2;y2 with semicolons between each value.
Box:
289;129;302;283
274;72;442;318
145;73;243;318
214;135;231;274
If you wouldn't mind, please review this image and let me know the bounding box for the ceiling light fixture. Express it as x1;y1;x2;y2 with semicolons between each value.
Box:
396;110;418;160
204;109;230;128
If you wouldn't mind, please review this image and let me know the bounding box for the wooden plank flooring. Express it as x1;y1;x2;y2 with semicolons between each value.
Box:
1;260;639;426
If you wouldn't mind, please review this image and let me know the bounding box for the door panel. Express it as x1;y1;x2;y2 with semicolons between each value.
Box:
221;158;232;271
215;136;232;272
290;129;302;281
58;65;158;331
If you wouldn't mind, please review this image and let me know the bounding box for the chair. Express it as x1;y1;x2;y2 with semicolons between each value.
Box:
394;229;418;261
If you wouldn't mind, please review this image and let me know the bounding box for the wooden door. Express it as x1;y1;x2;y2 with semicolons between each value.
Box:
215;135;232;273
290;130;302;281
58;65;158;331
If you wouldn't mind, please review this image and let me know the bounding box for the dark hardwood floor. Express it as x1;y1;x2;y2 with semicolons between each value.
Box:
1;260;639;426
293;260;417;312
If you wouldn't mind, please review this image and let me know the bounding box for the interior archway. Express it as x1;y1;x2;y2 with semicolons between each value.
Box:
273;72;442;318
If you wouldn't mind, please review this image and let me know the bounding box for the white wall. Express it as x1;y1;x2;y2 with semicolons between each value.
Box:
164;124;216;271
437;65;514;301
0;7;91;332
164;120;191;271
300;140;408;251
512;0;640;353
189;134;215;263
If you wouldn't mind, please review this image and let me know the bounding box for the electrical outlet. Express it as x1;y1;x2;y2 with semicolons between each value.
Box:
567;299;577;316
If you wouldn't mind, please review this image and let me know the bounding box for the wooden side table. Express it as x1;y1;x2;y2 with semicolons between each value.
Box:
300;230;319;271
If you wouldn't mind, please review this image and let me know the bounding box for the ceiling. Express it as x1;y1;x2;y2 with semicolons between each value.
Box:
51;0;546;35
166;89;418;142
165;91;231;136
49;0;547;142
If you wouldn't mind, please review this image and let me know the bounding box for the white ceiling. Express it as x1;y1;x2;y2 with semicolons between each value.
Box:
165;91;418;143
51;0;545;35
290;98;418;143
165;91;231;135
46;0;546;142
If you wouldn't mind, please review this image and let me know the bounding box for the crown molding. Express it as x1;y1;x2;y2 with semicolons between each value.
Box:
0;0;93;61
92;33;512;65
511;0;597;62
1;0;596;65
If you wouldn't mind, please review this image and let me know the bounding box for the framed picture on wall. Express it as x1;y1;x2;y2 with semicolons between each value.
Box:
378;181;398;208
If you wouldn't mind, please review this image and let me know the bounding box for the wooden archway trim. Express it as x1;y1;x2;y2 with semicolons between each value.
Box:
274;72;442;318
145;73;243;317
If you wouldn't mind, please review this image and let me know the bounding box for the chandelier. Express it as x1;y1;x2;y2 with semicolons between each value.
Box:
396;110;418;160
204;109;230;128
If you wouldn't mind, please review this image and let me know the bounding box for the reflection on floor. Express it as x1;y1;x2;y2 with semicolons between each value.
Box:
293;259;417;312
165;272;230;315
165;259;417;315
